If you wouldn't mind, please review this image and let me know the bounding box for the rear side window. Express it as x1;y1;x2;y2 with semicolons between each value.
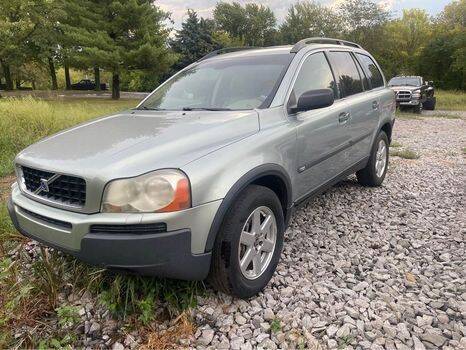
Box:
327;51;363;98
288;52;337;110
356;53;384;89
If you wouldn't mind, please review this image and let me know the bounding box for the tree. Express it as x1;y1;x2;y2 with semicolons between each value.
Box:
57;0;113;90
243;4;276;46
213;2;276;46
383;9;431;75
170;10;221;70
88;0;175;99
213;2;247;40
280;1;343;44
338;0;390;51
0;0;38;90
19;0;68;90
418;0;465;89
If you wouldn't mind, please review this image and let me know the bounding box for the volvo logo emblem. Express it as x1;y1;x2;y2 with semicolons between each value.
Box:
33;173;60;195
39;178;50;192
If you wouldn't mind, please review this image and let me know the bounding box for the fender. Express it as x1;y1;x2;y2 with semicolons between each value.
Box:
204;163;292;253
378;118;395;143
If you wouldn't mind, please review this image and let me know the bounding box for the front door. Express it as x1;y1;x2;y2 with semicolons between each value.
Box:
288;51;353;199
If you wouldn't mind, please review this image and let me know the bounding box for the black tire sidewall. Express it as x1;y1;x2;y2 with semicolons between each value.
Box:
424;97;436;110
219;186;284;298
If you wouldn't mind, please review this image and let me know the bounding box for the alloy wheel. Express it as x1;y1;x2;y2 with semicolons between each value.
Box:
375;139;387;178
238;206;277;280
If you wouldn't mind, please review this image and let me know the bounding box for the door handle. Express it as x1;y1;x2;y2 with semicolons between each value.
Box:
338;112;350;124
372;101;379;110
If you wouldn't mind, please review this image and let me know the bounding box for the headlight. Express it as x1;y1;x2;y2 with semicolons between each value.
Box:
102;169;191;213
412;89;421;99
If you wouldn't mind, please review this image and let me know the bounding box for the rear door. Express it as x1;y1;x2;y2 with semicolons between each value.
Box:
289;51;353;199
327;51;379;163
352;53;386;159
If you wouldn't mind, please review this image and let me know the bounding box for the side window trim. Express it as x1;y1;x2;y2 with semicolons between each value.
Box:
323;50;340;100
351;52;370;91
284;50;339;111
353;53;371;89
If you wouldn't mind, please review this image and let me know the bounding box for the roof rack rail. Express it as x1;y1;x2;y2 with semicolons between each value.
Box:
291;37;362;53
198;47;261;62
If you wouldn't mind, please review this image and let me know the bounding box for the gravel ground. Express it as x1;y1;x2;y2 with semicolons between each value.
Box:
190;116;466;349
421;110;465;118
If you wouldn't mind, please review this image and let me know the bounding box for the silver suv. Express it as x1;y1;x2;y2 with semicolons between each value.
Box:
8;38;395;298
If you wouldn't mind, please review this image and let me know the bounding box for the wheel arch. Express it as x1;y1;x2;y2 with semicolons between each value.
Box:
380;121;393;144
204;164;292;253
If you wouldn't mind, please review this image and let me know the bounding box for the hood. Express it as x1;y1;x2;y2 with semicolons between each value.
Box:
16;109;259;180
389;85;420;92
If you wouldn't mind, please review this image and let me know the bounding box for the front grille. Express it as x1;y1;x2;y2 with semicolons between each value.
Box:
396;90;412;101
21;166;86;207
90;223;167;235
19;207;72;230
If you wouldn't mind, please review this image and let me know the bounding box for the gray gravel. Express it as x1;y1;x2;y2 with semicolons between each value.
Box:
190;116;466;349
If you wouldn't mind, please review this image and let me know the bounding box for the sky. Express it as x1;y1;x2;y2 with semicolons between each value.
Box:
158;0;454;29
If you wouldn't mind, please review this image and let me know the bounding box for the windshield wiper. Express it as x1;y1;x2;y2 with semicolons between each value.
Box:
182;107;232;111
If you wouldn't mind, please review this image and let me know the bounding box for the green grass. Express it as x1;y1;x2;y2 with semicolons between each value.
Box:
270;319;281;333
0;97;136;177
390;148;420;159
390;141;402;148
0;225;204;347
436;90;466;111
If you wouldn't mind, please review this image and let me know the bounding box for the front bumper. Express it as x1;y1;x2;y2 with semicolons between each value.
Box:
8;185;222;280
396;99;420;106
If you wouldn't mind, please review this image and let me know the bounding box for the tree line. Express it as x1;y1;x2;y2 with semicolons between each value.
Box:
0;0;464;99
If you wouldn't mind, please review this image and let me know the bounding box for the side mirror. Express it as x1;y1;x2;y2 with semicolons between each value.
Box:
295;89;334;113
428;81;434;86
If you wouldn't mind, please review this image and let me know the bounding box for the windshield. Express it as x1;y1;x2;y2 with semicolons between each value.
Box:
388;77;421;87
139;54;292;111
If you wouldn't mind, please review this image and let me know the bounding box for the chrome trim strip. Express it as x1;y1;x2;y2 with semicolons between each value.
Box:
297;131;372;173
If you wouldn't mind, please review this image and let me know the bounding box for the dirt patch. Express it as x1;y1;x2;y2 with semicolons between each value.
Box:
141;313;195;350
0;175;16;202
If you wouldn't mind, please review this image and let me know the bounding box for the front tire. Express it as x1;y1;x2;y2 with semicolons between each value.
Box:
208;185;284;298
357;131;389;187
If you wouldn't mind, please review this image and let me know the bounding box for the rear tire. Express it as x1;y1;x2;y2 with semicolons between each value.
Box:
357;131;389;187
208;185;284;298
